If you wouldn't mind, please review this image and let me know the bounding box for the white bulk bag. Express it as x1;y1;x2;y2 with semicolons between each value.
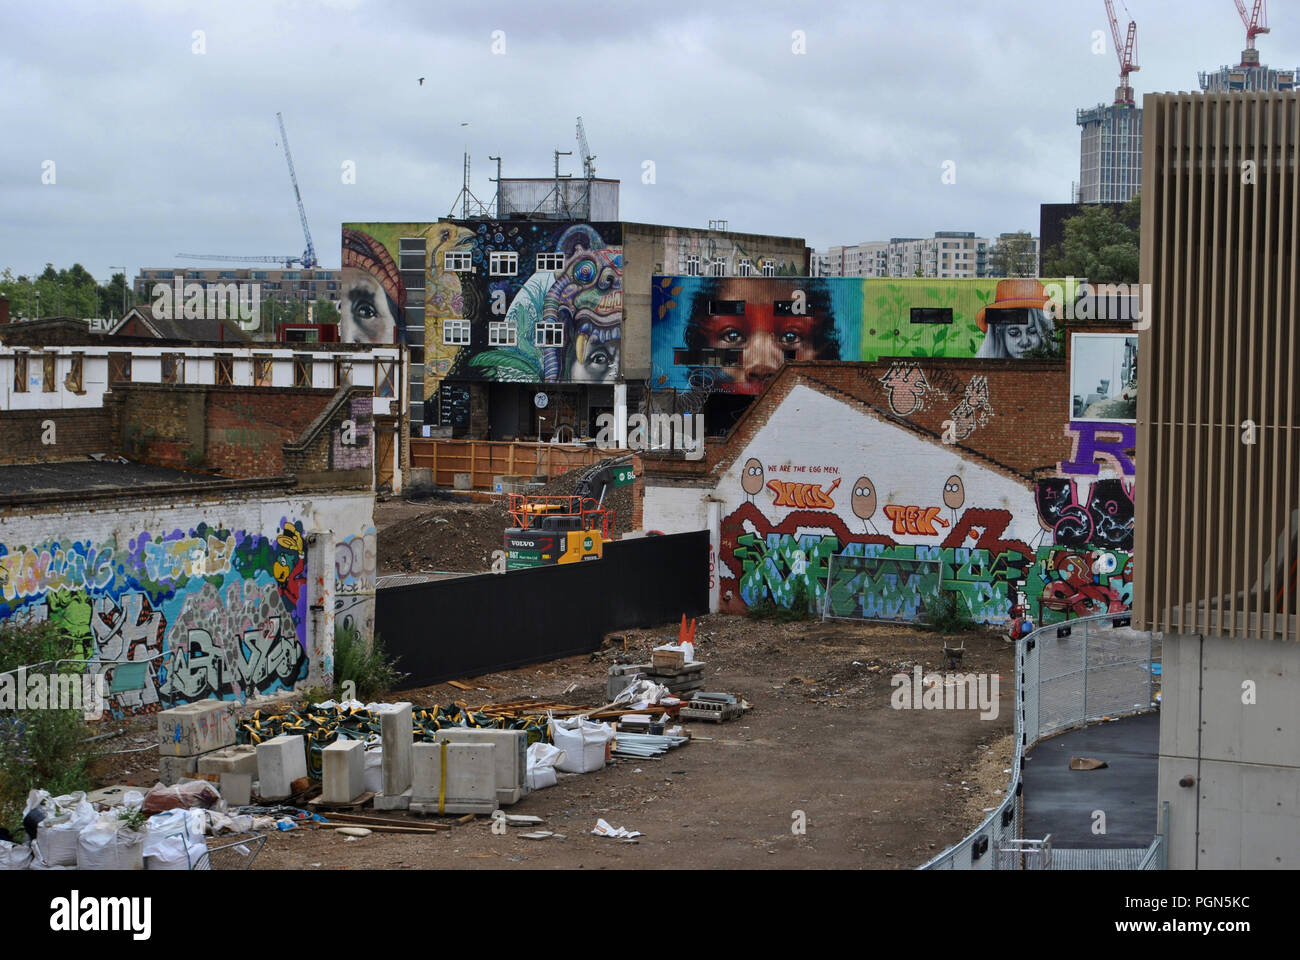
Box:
35;792;96;867
549;717;613;774
0;839;32;870
77;817;146;870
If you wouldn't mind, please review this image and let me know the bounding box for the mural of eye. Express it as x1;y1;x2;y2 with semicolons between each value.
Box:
741;458;765;496
720;328;746;345
1093;552;1119;575
778;330;803;346
598;266;616;289
574;258;597;284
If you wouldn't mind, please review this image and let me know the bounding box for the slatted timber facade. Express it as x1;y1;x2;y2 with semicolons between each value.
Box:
1135;91;1300;641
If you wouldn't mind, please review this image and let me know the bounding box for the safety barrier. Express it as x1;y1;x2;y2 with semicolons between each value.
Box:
919;612;1161;870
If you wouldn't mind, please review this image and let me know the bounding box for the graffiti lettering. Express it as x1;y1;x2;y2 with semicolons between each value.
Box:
767;477;841;510
1035;477;1134;551
882;504;950;536
1059;421;1137;476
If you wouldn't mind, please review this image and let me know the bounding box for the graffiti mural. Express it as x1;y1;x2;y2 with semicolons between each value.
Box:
651;277;1063;396
342;220;624;415
1030;546;1133;624
0;520;310;716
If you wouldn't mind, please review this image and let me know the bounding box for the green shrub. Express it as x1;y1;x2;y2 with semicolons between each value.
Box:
0;620;98;836
332;623;404;702
918;589;976;633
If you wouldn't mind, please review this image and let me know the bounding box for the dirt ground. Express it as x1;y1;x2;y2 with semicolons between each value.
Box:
376;459;635;575
89;614;1016;870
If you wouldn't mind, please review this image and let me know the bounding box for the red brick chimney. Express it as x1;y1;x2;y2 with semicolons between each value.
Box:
0;295;9;324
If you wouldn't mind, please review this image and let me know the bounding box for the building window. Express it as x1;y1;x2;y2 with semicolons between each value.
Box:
443;319;471;345
376;360;395;398
536;252;565;272
13;353;28;393
709;258;726;277
444;252;473;272
65;353;84;393
293;354;312;388
488;321;517;346
535;320;565;347
41;353;56;392
334;358;353;387
215;354;233;385
708;300;745;315
108;353;131;385
685;255;701;276
489;251;518;276
762;261;776;277
737;258;753;277
161;353;184;385
253;354;273;387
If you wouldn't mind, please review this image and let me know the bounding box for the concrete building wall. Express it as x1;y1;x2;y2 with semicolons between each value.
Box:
621;223;808;381
0;488;374;717
1158;632;1300;869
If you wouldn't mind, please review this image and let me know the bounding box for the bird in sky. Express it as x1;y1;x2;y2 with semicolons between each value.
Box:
418;77;424;85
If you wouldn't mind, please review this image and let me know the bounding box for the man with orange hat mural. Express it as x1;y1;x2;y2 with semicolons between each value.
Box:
974;278;1058;359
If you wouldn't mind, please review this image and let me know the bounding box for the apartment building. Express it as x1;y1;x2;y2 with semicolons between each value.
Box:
817;233;989;278
133;267;343;309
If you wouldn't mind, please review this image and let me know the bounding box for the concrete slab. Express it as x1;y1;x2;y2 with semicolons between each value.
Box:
256;733;308;800
379;703;413;798
434;728;526;805
158;754;199;786
322;739;366;804
1023;711;1159;848
412;741;498;814
373;787;412;811
197;745;259;778
157;700;238;757
220;773;252;807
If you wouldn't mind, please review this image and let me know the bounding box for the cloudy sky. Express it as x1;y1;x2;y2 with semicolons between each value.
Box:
1;0;1293;282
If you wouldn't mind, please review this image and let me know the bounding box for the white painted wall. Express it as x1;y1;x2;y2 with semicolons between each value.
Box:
0;343;401;417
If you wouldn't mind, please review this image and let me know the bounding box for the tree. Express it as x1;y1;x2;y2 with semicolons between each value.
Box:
988;231;1038;277
1044;196;1141;284
311;298;340;324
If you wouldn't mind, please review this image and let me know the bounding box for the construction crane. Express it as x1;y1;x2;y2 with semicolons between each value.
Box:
276;112;318;269
1233;0;1270;65
175;113;318;269
1104;0;1140;106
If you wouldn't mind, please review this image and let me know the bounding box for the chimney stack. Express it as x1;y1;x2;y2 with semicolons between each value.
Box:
0;295;10;325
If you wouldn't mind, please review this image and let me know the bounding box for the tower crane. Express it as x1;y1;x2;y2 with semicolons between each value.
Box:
176;113;318;269
1104;0;1140;106
1233;0;1270;65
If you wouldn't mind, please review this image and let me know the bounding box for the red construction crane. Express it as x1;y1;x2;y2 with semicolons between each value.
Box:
1233;0;1270;65
1105;0;1140;106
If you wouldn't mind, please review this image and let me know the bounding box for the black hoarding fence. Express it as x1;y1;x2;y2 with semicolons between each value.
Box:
375;530;709;689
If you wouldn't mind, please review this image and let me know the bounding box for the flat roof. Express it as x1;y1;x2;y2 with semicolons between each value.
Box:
0;459;218;497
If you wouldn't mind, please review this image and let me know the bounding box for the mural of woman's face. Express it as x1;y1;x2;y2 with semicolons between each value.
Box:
943;474;965;510
1000;320;1042;358
851;477;877;519
340;268;397;344
700;280;821;393
570;336;620;383
741;458;765;496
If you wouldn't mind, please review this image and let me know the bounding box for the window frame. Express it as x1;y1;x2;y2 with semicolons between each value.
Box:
215;353;234;386
488;320;517;346
536;252;565;272
444;251;473;272
443;319;471;345
535;320;565;347
13;352;28;393
253;353;273;387
489;251;519;277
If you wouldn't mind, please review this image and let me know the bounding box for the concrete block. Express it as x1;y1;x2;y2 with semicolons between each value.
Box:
322;738;366;804
373;787;411;811
434;728;527;805
256;734;308;800
412;741;498;814
379;702;413;797
453;472;472;490
197;744;259;778
158;754;199;786
157;700;238;757
220;773;252;807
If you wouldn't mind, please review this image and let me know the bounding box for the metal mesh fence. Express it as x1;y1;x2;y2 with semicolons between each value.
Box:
821;551;944;624
919;613;1161;870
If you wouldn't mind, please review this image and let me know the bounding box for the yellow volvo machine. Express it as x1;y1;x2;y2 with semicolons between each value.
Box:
504;494;612;570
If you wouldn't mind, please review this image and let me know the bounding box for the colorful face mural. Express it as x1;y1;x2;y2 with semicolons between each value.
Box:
341;228;406;345
342;221;624;412
0;520;311;717
651;277;1063;395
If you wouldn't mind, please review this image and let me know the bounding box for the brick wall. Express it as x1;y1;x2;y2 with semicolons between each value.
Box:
0;407;120;464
